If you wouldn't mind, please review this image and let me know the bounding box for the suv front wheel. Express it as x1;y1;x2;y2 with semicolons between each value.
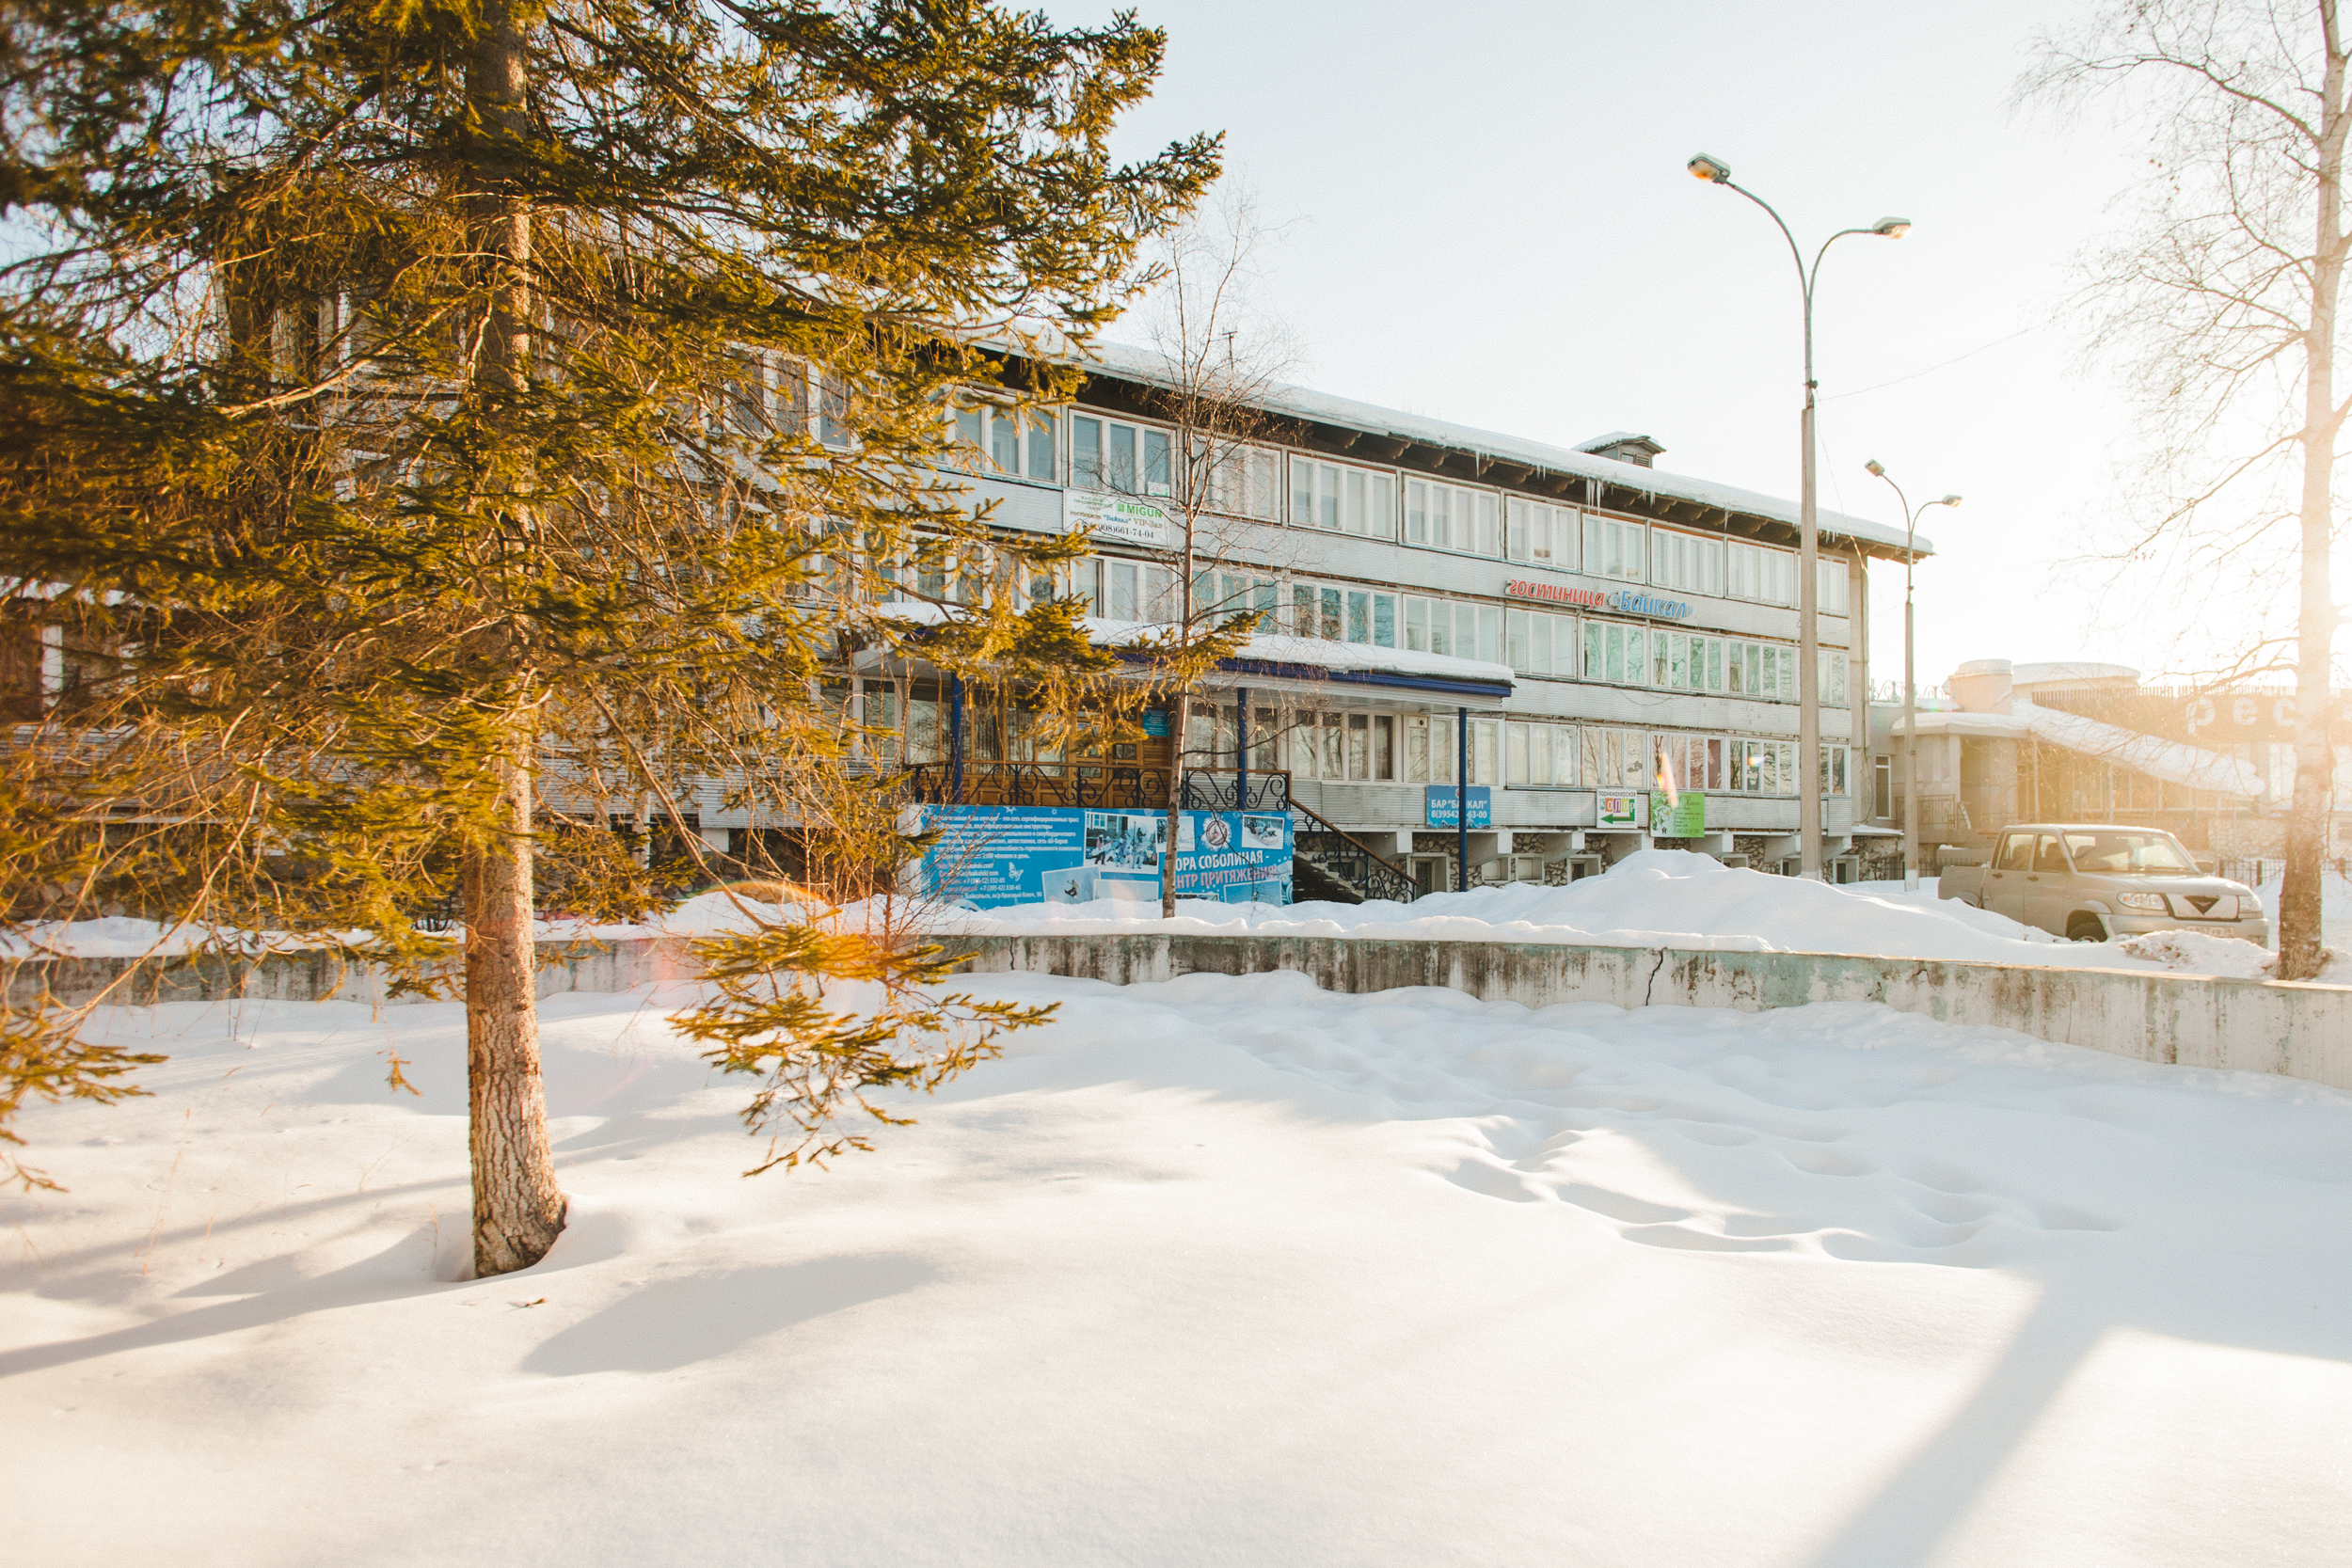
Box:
2066;914;2108;942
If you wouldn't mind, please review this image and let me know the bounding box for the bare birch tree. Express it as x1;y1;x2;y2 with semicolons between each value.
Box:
1131;194;1307;917
2022;0;2349;976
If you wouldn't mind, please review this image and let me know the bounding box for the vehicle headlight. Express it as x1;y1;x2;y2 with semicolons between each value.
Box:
2117;892;2167;911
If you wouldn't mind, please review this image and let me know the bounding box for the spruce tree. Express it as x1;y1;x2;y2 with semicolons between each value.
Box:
0;0;1216;1266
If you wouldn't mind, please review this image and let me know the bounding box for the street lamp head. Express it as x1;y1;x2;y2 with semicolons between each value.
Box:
1864;458;1886;477
1687;153;1732;184
1871;216;1912;237
1938;494;1963;507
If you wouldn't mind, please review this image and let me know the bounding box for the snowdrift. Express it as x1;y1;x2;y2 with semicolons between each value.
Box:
923;848;2178;971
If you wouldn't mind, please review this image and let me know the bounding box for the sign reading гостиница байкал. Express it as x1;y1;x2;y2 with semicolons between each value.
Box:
1503;578;1692;619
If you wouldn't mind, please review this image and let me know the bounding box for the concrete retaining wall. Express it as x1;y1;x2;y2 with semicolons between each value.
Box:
3;938;687;1011
16;928;2348;1096
939;933;2352;1092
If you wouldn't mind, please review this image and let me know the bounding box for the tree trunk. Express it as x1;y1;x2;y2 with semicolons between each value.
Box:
1164;517;1197;920
2282;19;2348;982
461;0;563;1272
1164;685;1189;918
465;746;565;1275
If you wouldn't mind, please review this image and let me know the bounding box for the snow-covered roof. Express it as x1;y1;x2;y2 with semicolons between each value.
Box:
1073;341;1934;559
2011;661;2140;687
865;603;1515;692
1211;627;1514;689
1894;700;2265;799
1894;709;2029;738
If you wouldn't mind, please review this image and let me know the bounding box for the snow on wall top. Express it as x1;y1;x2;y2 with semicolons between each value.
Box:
1074;341;1932;559
1895;700;2265;799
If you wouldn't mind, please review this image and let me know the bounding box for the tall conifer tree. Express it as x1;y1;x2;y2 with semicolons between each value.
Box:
0;0;1216;1267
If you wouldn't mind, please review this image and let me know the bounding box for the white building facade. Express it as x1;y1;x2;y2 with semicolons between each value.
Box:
928;346;1930;889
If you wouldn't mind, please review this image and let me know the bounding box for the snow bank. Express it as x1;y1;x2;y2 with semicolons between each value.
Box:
10;975;2352;1563
2116;927;2352;984
930;848;2182;971
0;916;362;960
20;853;2329;980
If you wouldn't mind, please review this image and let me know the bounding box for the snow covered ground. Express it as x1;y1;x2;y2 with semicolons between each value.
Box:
8;974;2352;1565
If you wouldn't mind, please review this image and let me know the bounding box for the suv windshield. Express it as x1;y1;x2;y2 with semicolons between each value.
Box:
2059;831;2198;875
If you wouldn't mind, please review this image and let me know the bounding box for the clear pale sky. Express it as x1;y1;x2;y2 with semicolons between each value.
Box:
1061;0;2218;695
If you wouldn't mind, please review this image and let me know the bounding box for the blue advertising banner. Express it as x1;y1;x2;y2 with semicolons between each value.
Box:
917;805;1292;910
1424;785;1492;829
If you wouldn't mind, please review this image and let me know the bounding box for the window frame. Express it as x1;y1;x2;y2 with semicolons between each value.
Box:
1289;454;1399;537
1403;476;1503;557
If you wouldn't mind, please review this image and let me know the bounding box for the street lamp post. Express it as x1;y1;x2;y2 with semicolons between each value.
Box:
1863;460;1960;893
1688;153;1908;879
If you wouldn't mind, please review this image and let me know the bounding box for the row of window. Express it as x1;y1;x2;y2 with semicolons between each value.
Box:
1192;705;1852;797
857;547;1856;711
1106;562;1852;705
944;400;1857;610
832;673;1853;802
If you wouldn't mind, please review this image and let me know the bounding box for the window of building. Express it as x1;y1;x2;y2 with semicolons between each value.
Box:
1585;620;1640;686
1476;605;1502;665
1282;707;1399;783
1086;556;1176;622
1652;732;1717;794
1820;744;1851;797
1402;595;1485;657
1470;717;1500;784
1725;640;1798;701
1819;558;1852;615
1203;441;1282;521
1818;648;1850;705
818;372;851;449
1203;572;1280;628
1726;540;1797;605
1504;608;1576;676
720;355;769;436
1873;754;1893;817
1289;579;1398;646
1578;727;1653;793
1409;713;1460;784
954;403;1059;483
1724;737;1797;795
1586;620;1743;690
1651;529;1725;596
1582;513;1646;581
1290;581;1340;640
1505;499;1579;568
1503;721;1581;786
1071;414;1170;496
1290;456;1397;537
1404;478;1501;555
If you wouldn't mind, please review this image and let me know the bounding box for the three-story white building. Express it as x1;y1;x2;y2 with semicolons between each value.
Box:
904;342;1933;894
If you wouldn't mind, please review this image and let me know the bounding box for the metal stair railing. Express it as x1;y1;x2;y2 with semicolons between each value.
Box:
1288;798;1419;905
1178;768;1293;812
